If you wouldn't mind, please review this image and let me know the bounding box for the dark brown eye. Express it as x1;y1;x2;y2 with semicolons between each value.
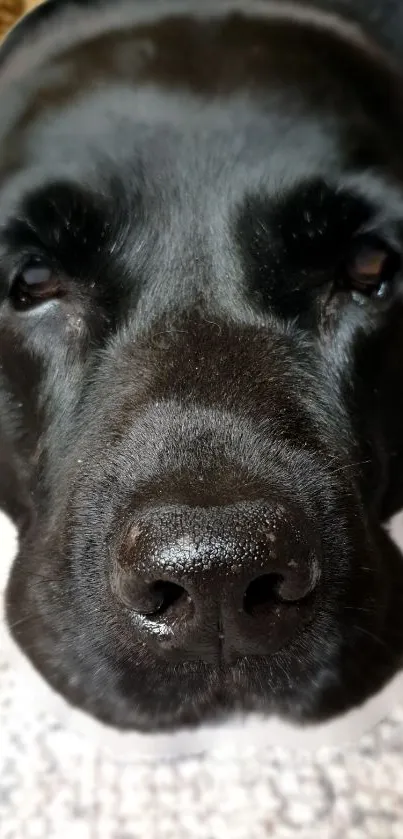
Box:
10;263;63;310
345;237;400;297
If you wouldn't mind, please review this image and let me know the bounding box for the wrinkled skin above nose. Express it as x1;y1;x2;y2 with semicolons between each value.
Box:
111;501;321;662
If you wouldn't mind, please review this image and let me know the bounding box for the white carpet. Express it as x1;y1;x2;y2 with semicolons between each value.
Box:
1;510;403;839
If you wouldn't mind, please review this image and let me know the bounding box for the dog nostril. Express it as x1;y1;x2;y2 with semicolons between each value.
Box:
133;581;188;617
150;581;189;617
243;574;284;617
112;566;190;617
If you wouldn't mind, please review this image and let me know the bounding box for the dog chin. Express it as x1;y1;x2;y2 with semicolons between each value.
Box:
1;508;403;762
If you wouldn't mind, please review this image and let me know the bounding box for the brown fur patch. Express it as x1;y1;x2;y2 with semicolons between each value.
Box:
0;0;42;39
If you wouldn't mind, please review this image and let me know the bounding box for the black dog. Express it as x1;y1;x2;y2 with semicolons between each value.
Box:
2;0;403;734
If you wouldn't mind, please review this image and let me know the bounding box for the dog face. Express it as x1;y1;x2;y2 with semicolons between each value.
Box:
2;0;403;732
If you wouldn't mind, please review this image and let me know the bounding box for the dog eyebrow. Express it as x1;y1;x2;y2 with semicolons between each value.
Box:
240;179;373;273
271;180;374;265
235;179;376;317
2;181;113;276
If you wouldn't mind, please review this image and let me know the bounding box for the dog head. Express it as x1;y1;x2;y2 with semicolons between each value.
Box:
2;0;403;732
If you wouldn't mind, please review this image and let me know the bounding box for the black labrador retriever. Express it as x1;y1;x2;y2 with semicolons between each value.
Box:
2;0;403;734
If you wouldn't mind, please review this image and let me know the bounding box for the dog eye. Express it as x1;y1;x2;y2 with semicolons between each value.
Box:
10;262;63;310
345;237;400;297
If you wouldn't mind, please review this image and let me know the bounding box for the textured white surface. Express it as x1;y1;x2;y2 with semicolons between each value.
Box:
1;510;403;838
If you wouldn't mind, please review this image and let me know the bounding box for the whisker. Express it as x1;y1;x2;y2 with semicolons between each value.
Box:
329;459;371;476
353;624;389;649
7;614;36;631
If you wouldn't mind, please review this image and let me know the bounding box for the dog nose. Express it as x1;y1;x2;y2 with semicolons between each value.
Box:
111;502;321;661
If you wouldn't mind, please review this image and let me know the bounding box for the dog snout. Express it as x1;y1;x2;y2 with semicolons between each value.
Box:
111;501;321;661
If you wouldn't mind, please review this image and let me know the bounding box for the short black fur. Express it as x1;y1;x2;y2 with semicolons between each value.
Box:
1;0;403;732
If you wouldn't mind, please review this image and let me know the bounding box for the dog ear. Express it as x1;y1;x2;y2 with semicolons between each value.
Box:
0;435;32;529
360;303;403;521
0;323;41;532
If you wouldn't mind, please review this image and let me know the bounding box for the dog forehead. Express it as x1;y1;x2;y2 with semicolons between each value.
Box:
17;90;342;188
2;0;397;203
0;2;385;171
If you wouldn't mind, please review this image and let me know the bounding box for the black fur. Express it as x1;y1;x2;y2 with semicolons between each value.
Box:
2;0;403;731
